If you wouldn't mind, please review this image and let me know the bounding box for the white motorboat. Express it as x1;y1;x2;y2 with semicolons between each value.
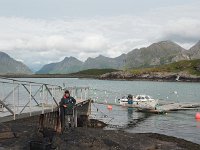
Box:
118;96;128;105
118;95;158;109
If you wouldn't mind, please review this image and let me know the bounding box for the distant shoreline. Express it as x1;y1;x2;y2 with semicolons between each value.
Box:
1;73;200;82
0;74;98;79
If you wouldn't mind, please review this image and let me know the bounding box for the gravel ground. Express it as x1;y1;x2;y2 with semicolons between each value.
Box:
0;116;200;150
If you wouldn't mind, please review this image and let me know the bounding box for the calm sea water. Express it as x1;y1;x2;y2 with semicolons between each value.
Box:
17;78;200;144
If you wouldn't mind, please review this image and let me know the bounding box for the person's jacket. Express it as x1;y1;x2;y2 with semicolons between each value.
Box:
60;96;76;115
60;96;76;109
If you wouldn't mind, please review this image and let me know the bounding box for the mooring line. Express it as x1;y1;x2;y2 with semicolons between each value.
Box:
92;103;115;124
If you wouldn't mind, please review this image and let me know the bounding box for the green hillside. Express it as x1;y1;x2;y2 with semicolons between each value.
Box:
129;59;200;76
71;68;119;76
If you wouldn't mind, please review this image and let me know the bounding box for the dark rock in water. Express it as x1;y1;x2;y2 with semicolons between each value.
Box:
87;119;107;128
77;116;107;128
77;115;89;127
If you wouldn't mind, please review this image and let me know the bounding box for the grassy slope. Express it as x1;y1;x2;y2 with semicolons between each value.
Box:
70;68;119;76
129;59;200;76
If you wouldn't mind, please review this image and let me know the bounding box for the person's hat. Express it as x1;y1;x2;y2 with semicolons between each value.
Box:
127;94;133;98
65;90;70;94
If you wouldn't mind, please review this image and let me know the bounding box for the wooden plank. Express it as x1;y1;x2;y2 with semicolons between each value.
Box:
137;103;200;113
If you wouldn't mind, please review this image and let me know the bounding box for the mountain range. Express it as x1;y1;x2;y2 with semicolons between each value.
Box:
0;52;32;74
0;40;200;74
37;40;200;74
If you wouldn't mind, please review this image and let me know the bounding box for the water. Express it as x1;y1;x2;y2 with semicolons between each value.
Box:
15;78;200;144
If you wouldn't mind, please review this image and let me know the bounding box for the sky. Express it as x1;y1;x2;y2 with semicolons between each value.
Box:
0;0;200;71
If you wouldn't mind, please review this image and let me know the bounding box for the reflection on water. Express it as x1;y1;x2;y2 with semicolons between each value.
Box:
127;108;133;120
127;108;134;127
196;120;200;128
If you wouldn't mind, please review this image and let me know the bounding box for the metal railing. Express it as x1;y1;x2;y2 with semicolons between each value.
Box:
0;77;91;122
0;77;63;120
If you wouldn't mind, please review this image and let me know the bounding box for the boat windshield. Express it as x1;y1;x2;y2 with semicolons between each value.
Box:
137;95;152;99
145;96;150;99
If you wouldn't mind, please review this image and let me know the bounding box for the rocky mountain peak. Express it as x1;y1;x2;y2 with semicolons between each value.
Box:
0;51;32;74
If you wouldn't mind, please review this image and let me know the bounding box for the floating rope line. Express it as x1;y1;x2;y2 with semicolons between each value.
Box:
92;103;108;118
91;103;115;124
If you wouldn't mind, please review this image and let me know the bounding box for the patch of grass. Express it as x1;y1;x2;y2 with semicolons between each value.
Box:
71;69;119;76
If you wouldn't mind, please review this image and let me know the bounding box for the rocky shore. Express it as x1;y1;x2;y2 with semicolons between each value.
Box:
0;116;200;150
99;71;200;82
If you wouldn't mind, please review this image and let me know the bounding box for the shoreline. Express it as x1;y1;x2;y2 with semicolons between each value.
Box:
0;116;200;150
1;74;200;83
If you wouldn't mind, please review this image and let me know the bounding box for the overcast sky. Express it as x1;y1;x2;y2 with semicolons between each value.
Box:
0;0;200;71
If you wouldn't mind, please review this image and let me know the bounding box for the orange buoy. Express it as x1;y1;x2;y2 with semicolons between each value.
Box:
195;112;200;120
107;105;112;110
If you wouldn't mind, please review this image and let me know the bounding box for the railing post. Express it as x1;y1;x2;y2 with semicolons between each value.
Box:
17;84;19;112
29;83;32;116
81;89;83;100
71;88;73;97
13;81;16;120
88;88;89;99
84;88;87;100
42;85;45;114
75;88;77;99
51;87;54;112
46;86;48;104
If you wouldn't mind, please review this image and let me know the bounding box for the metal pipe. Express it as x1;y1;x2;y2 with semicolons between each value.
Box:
0;76;62;88
22;84;39;105
44;84;59;106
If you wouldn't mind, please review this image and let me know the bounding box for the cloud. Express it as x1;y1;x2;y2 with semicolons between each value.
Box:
0;16;158;70
0;1;199;71
149;1;200;44
160;18;200;43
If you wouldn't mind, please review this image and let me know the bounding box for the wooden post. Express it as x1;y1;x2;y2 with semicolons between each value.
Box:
74;107;77;127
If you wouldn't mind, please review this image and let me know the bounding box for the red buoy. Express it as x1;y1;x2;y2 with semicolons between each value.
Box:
107;105;112;110
195;112;200;120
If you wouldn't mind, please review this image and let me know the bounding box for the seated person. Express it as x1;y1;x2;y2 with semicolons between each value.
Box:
127;94;133;104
